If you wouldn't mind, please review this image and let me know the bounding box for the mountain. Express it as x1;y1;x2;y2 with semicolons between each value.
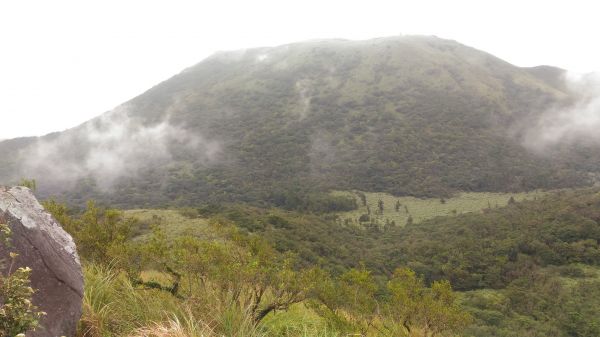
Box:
0;36;596;208
217;187;600;337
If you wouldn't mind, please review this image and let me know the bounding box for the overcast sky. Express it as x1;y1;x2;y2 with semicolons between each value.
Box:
1;0;599;139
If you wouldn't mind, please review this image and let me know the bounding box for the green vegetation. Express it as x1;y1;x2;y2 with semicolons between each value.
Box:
125;209;211;240
38;187;600;336
333;190;547;227
380;188;600;290
461;264;600;337
380;188;600;336
0;223;44;336
4;36;600;336
193;204;387;272
44;201;469;337
17;178;36;191
1;36;597;209
187;188;600;336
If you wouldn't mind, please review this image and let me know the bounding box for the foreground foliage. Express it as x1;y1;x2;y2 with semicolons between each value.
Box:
40;187;600;336
45;201;469;336
0;223;44;336
192;188;600;336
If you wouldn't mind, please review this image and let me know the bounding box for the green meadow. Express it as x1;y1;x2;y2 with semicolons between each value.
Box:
333;190;548;227
125;209;210;240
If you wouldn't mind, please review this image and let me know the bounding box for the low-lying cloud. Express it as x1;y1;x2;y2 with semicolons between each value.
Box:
524;72;600;151
18;104;220;190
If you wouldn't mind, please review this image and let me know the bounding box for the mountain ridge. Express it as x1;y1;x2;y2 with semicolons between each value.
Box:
0;35;596;208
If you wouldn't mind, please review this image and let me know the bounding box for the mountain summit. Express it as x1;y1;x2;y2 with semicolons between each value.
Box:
0;36;594;207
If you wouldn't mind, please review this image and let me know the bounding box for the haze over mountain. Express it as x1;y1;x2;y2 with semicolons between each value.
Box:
1;36;599;208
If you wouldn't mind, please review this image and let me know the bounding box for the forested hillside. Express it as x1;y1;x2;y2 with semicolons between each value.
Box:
35;187;600;336
204;188;600;336
1;36;597;208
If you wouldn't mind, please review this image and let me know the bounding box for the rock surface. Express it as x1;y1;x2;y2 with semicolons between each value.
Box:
0;186;83;337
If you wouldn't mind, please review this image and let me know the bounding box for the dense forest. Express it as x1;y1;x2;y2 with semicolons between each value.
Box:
1;36;599;209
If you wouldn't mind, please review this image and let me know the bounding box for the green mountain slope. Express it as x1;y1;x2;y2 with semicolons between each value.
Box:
203;188;600;336
0;36;595;207
375;188;600;336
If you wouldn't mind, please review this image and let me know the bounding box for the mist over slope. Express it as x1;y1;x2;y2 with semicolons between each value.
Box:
1;36;597;208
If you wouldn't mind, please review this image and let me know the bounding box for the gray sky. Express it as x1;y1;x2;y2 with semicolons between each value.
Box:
1;0;599;139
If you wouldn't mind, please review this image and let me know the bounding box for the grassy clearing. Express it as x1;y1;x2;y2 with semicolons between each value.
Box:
333;190;547;227
125;209;210;240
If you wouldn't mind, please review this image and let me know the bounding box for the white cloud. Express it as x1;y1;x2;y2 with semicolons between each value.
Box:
524;72;600;150
19;104;220;190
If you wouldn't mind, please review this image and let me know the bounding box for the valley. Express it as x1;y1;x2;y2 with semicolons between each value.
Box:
39;187;600;337
2;35;600;337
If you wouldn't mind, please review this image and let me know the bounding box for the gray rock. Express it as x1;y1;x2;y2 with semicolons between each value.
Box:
0;186;83;337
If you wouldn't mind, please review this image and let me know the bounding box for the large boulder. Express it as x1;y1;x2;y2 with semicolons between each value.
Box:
0;186;83;337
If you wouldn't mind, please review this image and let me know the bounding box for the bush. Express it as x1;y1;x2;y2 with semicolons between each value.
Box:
0;223;44;336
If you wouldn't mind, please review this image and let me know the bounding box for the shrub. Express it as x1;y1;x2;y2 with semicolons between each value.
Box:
0;223;44;336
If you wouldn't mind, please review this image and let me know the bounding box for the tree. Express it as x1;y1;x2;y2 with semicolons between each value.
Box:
133;218;321;324
385;268;422;335
316;265;379;335
419;280;472;336
42;199;76;235
385;219;394;232
378;199;384;214
395;200;401;212
75;201;135;264
385;268;471;336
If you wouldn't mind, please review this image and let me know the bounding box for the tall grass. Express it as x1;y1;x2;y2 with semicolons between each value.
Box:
78;265;337;337
261;303;342;337
79;265;184;336
129;314;215;337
